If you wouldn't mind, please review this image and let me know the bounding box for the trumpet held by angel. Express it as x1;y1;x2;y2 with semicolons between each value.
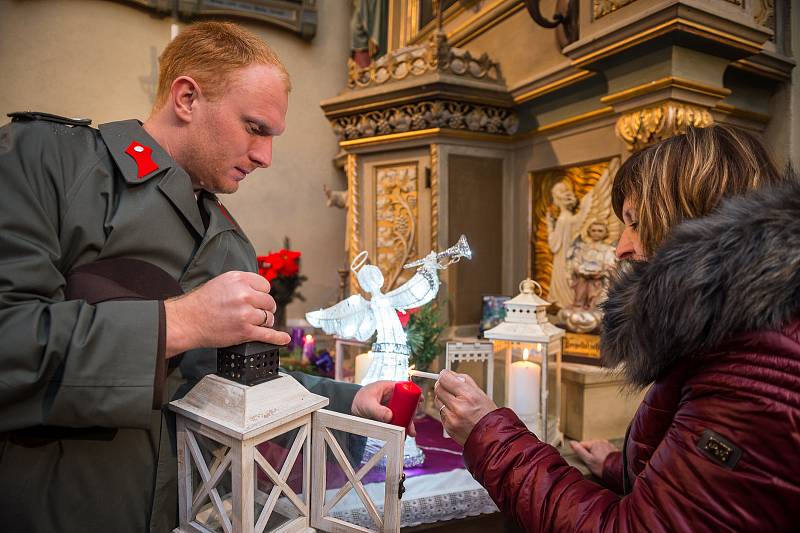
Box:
306;235;472;385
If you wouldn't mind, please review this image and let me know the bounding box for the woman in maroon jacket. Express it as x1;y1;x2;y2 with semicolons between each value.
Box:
434;125;800;531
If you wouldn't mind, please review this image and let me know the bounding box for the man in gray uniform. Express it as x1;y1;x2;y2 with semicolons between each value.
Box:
0;21;400;532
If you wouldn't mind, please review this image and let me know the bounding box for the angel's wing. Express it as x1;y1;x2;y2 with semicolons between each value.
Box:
305;294;376;342
576;157;622;242
384;268;440;310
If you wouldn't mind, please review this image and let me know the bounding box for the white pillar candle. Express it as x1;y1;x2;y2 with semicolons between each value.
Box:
354;351;373;385
508;348;541;418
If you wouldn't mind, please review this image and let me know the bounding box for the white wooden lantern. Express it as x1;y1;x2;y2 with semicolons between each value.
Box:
445;341;494;400
483;279;564;446
170;372;405;533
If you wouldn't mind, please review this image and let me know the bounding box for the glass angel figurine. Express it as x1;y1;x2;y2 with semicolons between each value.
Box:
306;235;472;385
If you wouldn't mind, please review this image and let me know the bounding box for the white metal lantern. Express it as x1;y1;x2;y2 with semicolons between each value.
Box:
483;279;564;446
170;356;405;533
443;341;494;439
445;341;494;401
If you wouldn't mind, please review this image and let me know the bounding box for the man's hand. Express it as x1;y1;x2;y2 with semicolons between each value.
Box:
164;271;290;356
352;381;417;437
434;369;497;446
569;439;618;478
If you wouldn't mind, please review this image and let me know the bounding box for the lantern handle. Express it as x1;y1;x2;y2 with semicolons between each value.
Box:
520;278;543;296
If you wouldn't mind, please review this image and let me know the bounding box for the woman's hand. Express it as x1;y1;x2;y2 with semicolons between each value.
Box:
434;369;498;446
569;439;618;478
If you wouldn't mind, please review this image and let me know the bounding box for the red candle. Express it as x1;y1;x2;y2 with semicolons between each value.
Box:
387;380;422;430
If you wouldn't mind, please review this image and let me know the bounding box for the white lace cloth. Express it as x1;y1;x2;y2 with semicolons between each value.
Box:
327;468;499;528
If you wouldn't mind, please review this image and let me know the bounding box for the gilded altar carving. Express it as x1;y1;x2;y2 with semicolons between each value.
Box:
375;164;419;291
430;144;439;249
323;25;513;145
347;154;361;293
330;100;518;141
530;160;622;333
615;102;713;151
592;0;638;20
348;31;501;89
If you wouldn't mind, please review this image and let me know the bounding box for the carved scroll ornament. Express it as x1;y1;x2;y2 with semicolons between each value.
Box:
592;0;638;20
615;102;713;151
375;164;419;291
348;31;501;89
331;100;518;141
754;0;775;34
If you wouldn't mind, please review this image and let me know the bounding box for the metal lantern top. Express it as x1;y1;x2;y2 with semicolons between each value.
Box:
217;341;282;386
483;279;565;343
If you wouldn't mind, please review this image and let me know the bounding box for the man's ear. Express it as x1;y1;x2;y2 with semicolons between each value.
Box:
170;76;201;123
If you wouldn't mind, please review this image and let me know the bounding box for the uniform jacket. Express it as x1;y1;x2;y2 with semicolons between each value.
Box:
0;114;359;533
463;180;800;532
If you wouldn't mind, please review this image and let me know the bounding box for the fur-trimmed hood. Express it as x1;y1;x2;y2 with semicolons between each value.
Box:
600;176;800;387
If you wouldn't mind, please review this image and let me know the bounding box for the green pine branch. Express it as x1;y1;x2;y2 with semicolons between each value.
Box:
405;301;445;372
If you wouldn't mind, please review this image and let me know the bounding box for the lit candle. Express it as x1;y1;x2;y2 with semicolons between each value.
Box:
387;380;421;430
302;334;315;362
509;348;540;419
354;351;373;385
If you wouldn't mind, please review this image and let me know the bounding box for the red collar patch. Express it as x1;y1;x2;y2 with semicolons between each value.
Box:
217;201;239;229
124;140;159;179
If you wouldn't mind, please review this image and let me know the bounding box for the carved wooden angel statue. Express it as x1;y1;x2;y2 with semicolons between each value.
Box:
546;157;621;311
307;235;471;385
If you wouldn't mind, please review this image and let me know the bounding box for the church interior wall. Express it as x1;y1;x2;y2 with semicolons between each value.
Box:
517;76;611;131
0;0;353;322
457;6;569;93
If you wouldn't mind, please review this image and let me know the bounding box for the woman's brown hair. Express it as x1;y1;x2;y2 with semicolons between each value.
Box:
612;124;784;257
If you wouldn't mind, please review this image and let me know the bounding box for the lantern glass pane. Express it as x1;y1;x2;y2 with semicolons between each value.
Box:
543;342;563;446
254;426;309;530
190;432;233;533
324;435;387;531
491;339;511;406
334;338;371;383
449;359;489;391
505;341;545;436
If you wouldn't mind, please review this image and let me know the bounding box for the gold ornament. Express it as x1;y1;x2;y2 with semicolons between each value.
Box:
615;101;713;151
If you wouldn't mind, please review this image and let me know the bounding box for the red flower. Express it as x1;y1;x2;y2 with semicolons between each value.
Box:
256;244;307;310
397;307;419;328
257;249;303;282
257;253;282;282
278;249;301;277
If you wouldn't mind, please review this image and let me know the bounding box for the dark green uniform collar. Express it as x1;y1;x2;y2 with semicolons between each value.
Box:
198;190;240;238
98;119;174;184
98;119;240;240
99;120;208;237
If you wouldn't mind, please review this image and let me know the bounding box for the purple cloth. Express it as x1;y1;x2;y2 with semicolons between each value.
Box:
256;416;466;493
390;415;465;480
312;350;334;375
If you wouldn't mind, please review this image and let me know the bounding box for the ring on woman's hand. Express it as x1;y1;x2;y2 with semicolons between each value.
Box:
260;309;270;327
439;404;447;418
